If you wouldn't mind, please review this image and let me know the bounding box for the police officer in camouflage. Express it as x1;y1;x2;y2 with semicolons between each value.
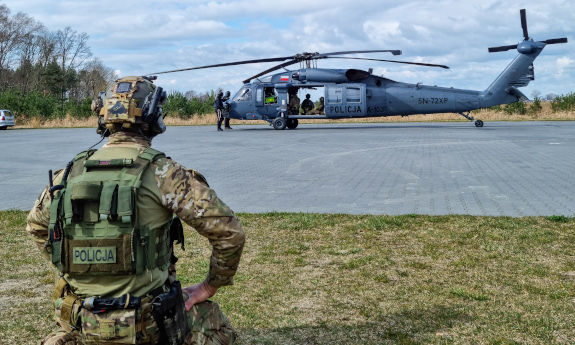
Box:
287;87;300;115
301;94;314;115
309;97;325;115
27;76;245;345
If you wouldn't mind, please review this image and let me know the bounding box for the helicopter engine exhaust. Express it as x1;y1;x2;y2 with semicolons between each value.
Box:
293;69;371;83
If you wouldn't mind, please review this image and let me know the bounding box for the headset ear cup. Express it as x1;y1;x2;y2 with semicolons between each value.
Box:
97;116;110;137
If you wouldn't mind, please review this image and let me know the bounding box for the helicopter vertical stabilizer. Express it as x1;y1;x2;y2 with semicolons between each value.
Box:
481;9;567;107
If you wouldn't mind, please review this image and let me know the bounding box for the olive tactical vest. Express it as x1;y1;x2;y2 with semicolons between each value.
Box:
48;147;172;276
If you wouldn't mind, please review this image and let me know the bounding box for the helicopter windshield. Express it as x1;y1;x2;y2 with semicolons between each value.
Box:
234;86;252;102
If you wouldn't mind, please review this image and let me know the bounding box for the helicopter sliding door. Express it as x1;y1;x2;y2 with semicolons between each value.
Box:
324;84;366;117
255;86;279;117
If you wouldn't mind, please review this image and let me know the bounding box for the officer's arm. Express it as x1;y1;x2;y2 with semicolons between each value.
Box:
26;170;64;261
153;159;245;288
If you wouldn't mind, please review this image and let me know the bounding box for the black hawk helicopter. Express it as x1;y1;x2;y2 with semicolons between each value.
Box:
149;9;567;130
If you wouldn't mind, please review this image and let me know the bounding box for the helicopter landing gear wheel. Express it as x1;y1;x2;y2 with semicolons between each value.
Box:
286;119;298;129
475;120;484;127
273;117;287;130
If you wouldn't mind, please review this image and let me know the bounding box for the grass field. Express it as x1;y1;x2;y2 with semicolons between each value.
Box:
11;102;575;129
1;210;574;344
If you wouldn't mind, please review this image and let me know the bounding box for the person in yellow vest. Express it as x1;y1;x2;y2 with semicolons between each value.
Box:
27;76;245;345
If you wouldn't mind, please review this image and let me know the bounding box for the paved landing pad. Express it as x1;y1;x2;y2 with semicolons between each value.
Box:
2;122;574;216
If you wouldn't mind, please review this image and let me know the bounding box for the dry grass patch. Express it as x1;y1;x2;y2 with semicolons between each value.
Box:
10;102;575;129
1;211;574;344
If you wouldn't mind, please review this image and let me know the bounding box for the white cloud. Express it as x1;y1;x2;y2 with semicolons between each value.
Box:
1;0;573;95
556;57;574;76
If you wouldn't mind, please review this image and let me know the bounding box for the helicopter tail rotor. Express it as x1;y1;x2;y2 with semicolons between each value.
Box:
488;9;568;53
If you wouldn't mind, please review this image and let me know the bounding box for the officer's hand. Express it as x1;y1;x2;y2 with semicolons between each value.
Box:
182;280;219;311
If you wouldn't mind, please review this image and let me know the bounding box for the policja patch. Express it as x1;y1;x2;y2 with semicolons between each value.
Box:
73;247;117;264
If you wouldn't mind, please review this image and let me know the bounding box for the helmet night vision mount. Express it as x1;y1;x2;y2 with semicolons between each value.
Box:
94;75;167;138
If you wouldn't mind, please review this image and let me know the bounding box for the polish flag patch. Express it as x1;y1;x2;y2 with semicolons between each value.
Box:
280;76;289;81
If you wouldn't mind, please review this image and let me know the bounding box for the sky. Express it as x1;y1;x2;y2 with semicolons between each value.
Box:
3;0;574;98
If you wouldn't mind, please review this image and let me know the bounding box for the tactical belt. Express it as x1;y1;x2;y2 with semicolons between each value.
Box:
53;276;172;334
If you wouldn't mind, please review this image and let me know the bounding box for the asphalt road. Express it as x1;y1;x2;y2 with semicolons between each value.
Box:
1;121;574;217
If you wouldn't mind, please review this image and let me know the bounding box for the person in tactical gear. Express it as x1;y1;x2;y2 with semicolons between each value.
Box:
214;91;225;131
288;87;300;115
310;96;325;115
27;76;245;345
301;93;314;115
221;91;232;130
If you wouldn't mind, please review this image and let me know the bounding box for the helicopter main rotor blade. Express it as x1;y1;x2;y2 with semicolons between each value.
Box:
242;60;300;84
520;9;529;40
315;50;402;58
147;56;296;75
488;44;518;53
328;56;449;69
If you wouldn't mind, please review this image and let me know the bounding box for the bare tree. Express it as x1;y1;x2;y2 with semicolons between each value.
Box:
73;58;115;100
185;90;197;100
531;90;542;100
54;26;92;101
0;5;43;84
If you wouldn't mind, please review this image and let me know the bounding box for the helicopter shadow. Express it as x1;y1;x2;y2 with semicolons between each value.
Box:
236;122;498;131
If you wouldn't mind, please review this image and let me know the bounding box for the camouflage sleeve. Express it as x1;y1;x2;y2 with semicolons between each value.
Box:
152;158;245;288
26;169;64;261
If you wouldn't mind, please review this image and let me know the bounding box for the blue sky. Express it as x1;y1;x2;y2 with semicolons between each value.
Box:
3;0;574;98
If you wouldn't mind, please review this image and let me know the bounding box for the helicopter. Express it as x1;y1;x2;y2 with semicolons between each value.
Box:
149;9;567;130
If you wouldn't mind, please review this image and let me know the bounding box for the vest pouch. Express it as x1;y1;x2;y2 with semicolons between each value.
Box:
54;296;81;334
79;307;137;344
70;181;103;223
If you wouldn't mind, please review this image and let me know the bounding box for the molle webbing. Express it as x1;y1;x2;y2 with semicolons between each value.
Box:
49;148;170;275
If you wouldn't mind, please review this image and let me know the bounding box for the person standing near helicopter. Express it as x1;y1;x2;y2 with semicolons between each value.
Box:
222;91;232;130
214;91;224;131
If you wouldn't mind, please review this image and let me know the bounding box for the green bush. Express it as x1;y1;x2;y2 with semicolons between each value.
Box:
0;88;59;118
528;97;542;114
164;90;216;119
551;92;575;112
503;101;527;115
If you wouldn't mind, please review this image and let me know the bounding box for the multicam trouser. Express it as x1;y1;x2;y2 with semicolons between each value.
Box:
42;300;235;345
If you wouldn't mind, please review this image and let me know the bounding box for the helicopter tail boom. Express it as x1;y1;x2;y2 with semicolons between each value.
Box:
481;49;541;107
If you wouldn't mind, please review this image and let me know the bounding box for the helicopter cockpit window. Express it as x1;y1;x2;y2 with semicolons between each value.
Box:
264;87;277;104
346;87;361;103
116;82;132;93
327;86;343;104
235;87;252;102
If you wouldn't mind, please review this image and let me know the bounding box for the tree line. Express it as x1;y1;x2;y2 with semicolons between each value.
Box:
0;4;116;118
0;4;218;121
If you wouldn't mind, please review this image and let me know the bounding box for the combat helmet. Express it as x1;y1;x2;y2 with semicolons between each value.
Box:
92;76;167;138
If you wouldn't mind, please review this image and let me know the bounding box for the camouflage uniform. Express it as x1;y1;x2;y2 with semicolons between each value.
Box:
301;97;314;115
288;94;300;115
309;98;325;115
28;131;245;345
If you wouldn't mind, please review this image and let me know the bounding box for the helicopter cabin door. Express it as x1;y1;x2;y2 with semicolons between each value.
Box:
324;84;366;117
256;86;279;116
